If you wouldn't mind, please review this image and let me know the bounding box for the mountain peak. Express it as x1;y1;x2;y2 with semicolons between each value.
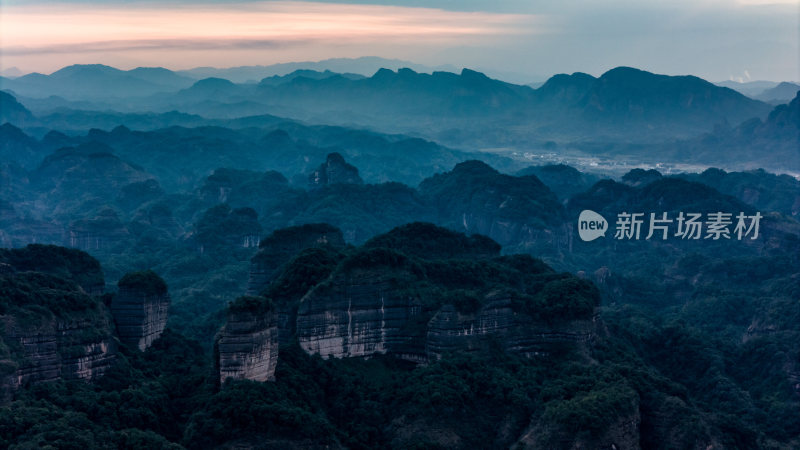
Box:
50;64;122;78
190;77;237;89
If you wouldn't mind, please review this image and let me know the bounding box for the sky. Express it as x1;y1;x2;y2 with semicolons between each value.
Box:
1;0;798;82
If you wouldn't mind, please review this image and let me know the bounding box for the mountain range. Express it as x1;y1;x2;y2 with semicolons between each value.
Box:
2;63;786;159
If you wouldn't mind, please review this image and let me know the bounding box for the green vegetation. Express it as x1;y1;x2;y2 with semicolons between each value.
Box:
227;295;272;316
258;223;342;250
263;246;345;303
0;272;99;316
0;244;104;292
118;270;168;296
363;222;500;259
1;132;798;448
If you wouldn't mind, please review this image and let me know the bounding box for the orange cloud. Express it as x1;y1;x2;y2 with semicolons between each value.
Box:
0;2;540;72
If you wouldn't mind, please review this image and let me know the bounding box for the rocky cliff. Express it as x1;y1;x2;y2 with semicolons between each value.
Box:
217;297;279;383
0;246;117;399
425;297;597;360
296;267;425;361
225;224;600;382
308;152;363;188
1;304;118;399
111;270;170;351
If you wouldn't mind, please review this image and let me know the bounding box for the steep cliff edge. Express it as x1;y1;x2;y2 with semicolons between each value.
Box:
111;270;170;351
425;297;597;360
216;297;279;383
223;223;601;383
0;246;117;399
296;224;599;362
308;152;363;188
296;264;425;360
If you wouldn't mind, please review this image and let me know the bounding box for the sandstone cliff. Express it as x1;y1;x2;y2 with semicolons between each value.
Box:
217;297;279;383
111;270;170;351
296;267;424;361
0;247;118;399
224;224;600;382
0;303;118;399
425;297;597;360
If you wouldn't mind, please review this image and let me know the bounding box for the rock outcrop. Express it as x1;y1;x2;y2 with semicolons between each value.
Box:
0;246;117;399
296;268;424;361
1;309;118;399
425;298;597;359
308;152;363;188
246;223;346;296
222;224;601;383
217;297;279;383
111;270;170;351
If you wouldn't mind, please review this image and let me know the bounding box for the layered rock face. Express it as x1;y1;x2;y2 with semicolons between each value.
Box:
296;269;424;360
111;270;170;351
0;247;118;399
297;287;596;363
1;312;118;398
217;308;279;383
223;223;600;382
246;223;346;296
426;298;596;359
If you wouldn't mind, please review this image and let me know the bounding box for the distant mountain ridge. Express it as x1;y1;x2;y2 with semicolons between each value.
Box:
176;56;458;83
0;64;195;100
0;63;781;168
756;82;800;103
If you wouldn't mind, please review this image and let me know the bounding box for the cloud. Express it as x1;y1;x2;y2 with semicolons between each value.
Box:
1;2;539;55
1;0;796;81
1;38;312;56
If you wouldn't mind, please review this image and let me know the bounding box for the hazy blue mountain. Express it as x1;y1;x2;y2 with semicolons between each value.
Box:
0;115;517;191
670;91;800;172
126;67;196;90
258;69;365;86
179;77;242;97
714;79;778;97
0;64;194;100
177;56;458;82
533;72;596;106
578;67;771;132
33;141;155;204
0;66;23;78
756;81;800;103
35;109;213;134
517;164;599;200
0;122;44;169
677;167;800;217
2;63;788;183
3;64;777;152
0;91;35;126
